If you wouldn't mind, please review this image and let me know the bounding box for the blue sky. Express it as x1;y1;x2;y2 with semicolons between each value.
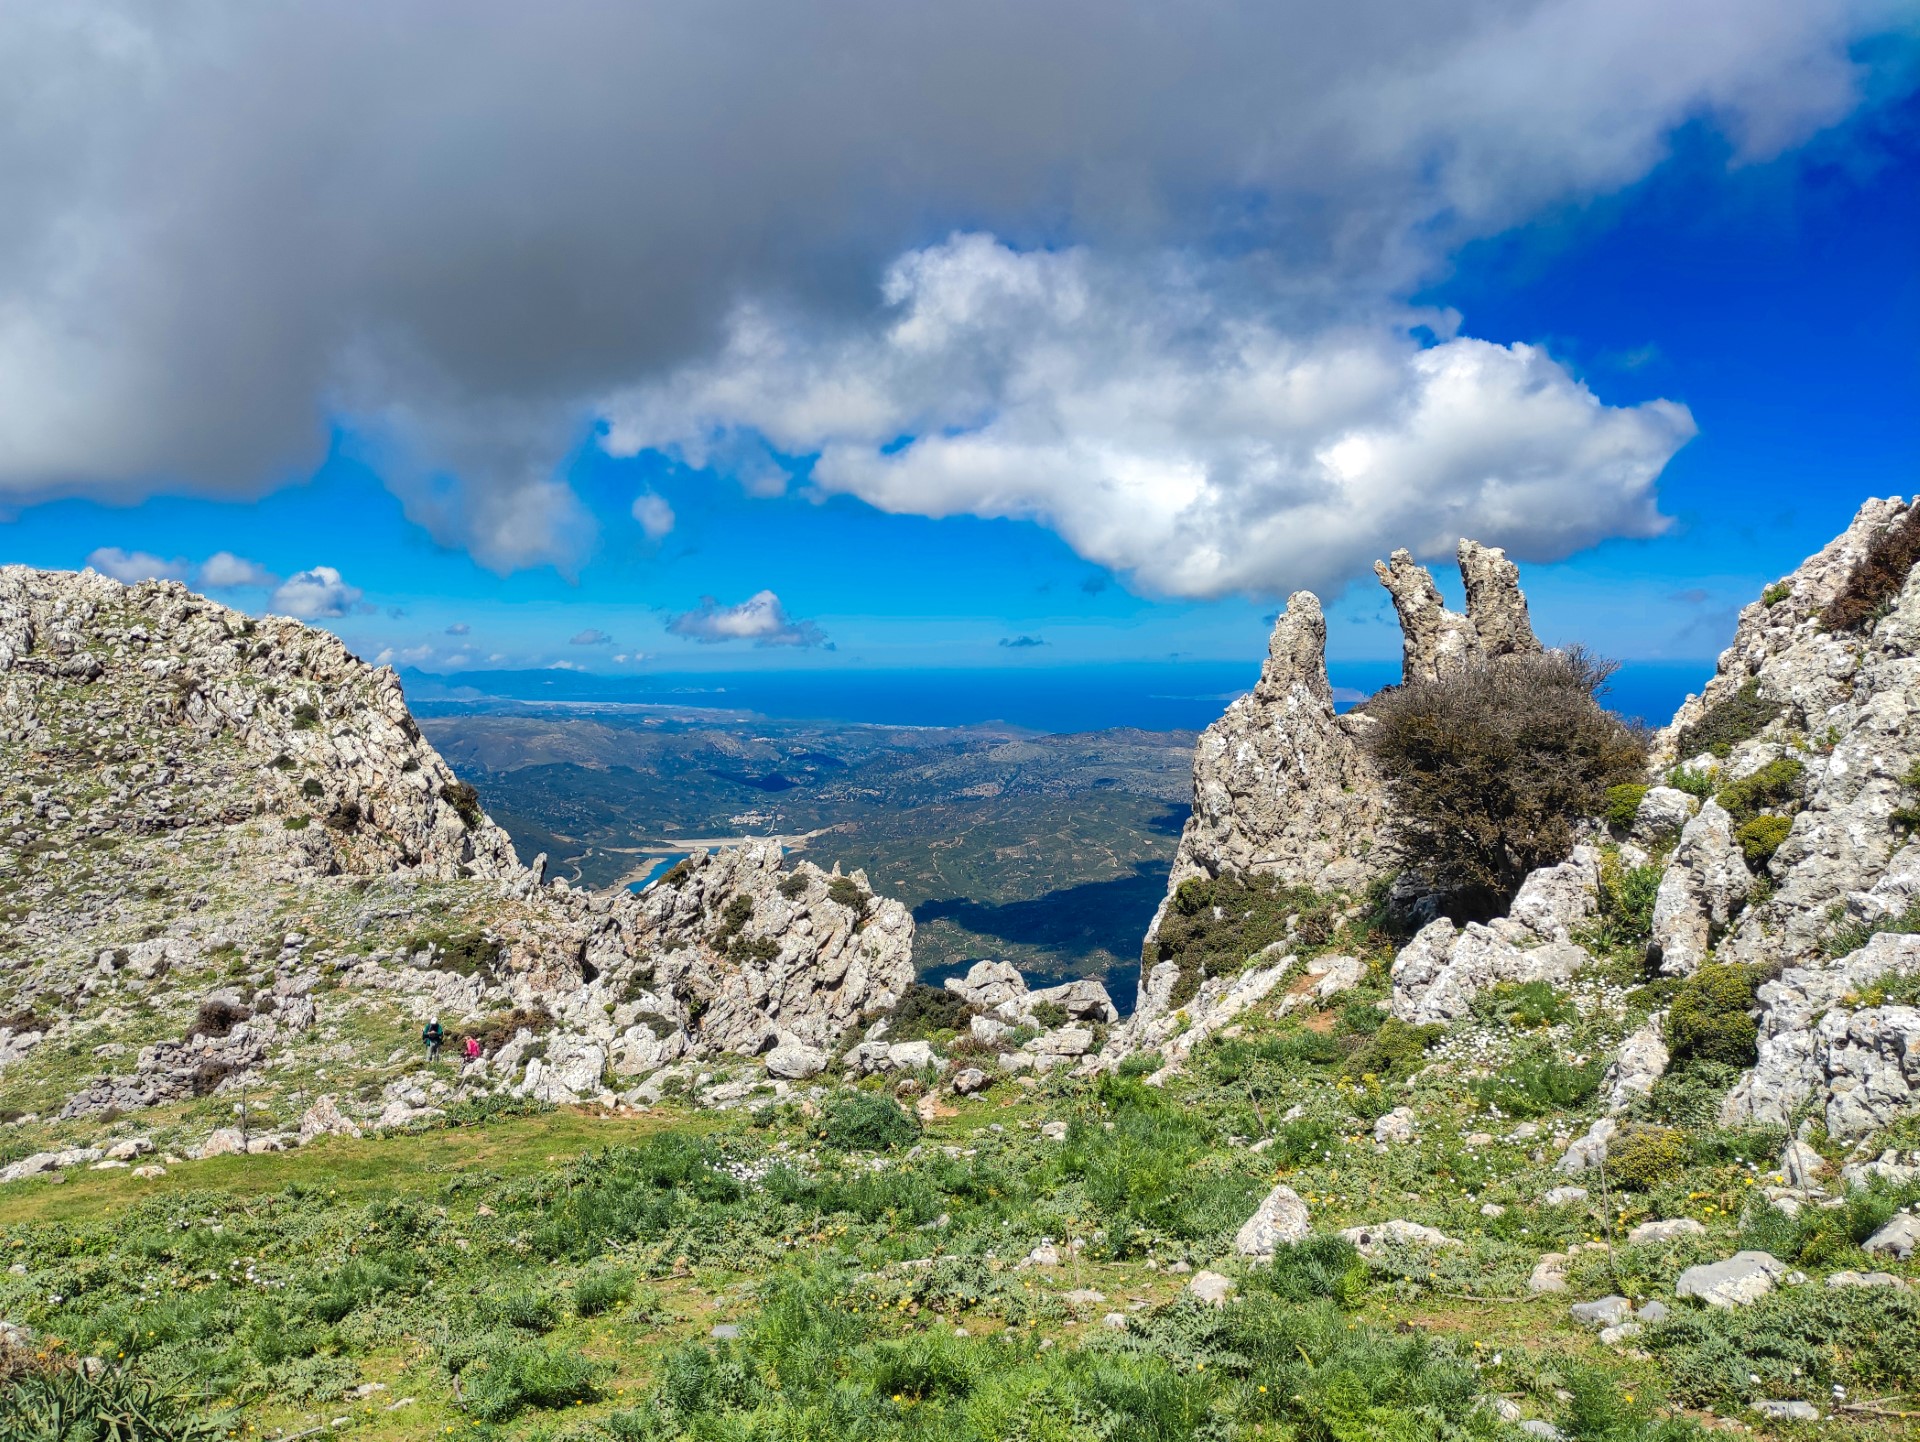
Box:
0;7;1914;686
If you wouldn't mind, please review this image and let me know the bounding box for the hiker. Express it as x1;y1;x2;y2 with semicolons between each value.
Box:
422;1016;445;1062
462;1034;482;1064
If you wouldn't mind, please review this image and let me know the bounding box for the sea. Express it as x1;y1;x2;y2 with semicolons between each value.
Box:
407;657;1715;737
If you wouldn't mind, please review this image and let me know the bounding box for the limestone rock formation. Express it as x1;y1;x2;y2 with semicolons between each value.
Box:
1152;593;1389;924
1647;801;1752;976
1373;539;1541;685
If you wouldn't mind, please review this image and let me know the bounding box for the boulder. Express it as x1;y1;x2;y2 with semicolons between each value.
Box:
764;1043;828;1080
1674;1251;1786;1308
944;961;1027;1014
1391;918;1587;1025
1604;1013;1669;1113
1569;1296;1632;1327
950;1067;990;1095
1233;1184;1311;1258
1557;1118;1617;1174
1862;1214;1919;1260
1372;1107;1416;1145
1505;848;1600;942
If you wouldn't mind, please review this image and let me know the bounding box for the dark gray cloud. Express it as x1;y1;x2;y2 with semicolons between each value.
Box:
0;3;1906;577
999;635;1047;648
568;628;613;646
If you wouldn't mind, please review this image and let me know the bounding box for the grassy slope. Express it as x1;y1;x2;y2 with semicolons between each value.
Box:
6;937;1918;1442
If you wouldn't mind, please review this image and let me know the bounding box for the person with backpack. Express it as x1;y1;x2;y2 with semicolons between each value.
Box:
422;1016;445;1062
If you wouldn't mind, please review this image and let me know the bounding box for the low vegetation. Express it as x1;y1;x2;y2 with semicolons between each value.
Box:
1673;681;1781;760
1822;504;1920;633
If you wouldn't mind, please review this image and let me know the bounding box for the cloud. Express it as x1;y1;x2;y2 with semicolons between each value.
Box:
604;235;1696;598
0;3;1901;575
999;635;1047;648
569;628;614;645
666;590;828;647
631;491;675;541
270;565;364;618
84;547;189;583
445;621;470;635
197;551;278;588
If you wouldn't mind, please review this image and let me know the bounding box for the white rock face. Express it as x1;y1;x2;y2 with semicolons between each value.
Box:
1721;933;1920;1137
1863;1214;1919;1259
1391;916;1588;1026
1149;593;1390;950
764;1042;828;1080
1505;848;1601;942
1627;1218;1705;1245
1648;802;1752;976
1233;1184;1311;1258
1631;787;1696;844
298;1096;361;1143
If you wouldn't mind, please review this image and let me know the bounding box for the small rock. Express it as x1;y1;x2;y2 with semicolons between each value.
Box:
1569;1296;1633;1328
1528;1254;1570;1294
1465;1132;1495;1148
1675;1251;1786;1308
950;1067;990;1095
1752;1400;1819;1422
1102;1312;1128;1330
1827;1270;1906;1289
1062;1289;1106;1308
710;1324;741;1340
1543;1187;1588;1207
1627;1217;1706;1245
1780;1139;1827;1189
130;1164;166;1179
1372;1107;1416;1145
1039;1121;1069;1141
1597;1322;1643;1346
1519;1422;1565;1440
1233;1185;1311;1258
1480;1202;1506;1217
1339;1220;1462;1256
1024;1242;1061;1268
1635;1300;1670;1324
1187;1270;1234;1307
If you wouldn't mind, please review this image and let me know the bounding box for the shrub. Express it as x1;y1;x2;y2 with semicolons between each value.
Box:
458;1338;607;1421
0;1356;226;1442
299;777;324;798
1666;964;1762;1067
1761;580;1792;607
1593;856;1662;949
186;998;251;1041
1472;1048;1603;1117
1342;1017;1441;1082
1607;1125;1689;1190
411;929;501;977
1250;1235;1368;1307
1714;757;1802;823
290;702;320;730
282;815;309;830
573;1268;634;1317
463;1005;554;1054
659;859;693;887
1673;679;1781;759
820;1090;919;1151
1822;504;1920;633
883;983;973;1041
1605;783;1649;829
1363;647;1648;914
1667;764;1715;797
1647;1060;1742;1128
777;872;809;899
1736;814;1792;867
1472;979;1575;1029
826;876;869;915
439;781;483;827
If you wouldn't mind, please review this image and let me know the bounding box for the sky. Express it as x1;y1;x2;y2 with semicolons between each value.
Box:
0;3;1915;683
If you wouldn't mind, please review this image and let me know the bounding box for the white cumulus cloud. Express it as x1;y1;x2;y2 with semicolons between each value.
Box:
84;547;190;584
602;235;1695;598
666;591;828;647
197;551;278;588
270;566;364;619
631;491;675;541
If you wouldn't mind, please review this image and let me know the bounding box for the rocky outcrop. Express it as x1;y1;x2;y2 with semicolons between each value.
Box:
1720;932;1920;1138
1389;850;1598;1024
1373;539;1541;686
1647;802;1752;976
1151;594;1389;925
0;565;520;879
